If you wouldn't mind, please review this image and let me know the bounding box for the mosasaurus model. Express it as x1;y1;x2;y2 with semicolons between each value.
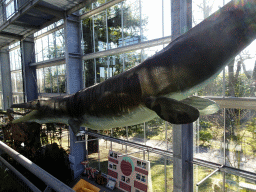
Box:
11;0;256;134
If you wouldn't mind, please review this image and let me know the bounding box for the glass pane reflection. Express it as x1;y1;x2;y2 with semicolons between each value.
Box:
225;109;256;173
82;0;171;54
36;65;66;94
195;110;225;165
141;0;162;41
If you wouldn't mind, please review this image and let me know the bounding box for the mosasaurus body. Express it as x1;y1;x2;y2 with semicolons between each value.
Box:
12;0;256;134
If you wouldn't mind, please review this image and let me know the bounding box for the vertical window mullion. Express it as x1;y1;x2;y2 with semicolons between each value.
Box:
105;0;109;50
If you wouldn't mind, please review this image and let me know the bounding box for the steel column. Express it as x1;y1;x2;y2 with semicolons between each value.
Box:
0;49;12;109
65;15;83;94
171;0;193;191
64;14;85;179
173;124;194;192
21;36;38;102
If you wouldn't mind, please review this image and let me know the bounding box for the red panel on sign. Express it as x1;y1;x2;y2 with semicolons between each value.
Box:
135;167;148;175
108;169;118;179
134;180;147;192
109;157;118;164
119;181;131;192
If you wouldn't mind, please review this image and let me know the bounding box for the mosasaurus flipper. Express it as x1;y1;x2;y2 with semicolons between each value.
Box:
145;96;200;124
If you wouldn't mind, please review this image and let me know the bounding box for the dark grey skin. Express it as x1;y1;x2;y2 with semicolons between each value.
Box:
12;0;256;134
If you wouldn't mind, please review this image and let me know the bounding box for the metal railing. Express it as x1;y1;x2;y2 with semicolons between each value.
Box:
0;141;75;192
0;156;41;192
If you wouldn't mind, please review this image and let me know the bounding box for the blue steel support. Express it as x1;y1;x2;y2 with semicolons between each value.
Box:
172;0;193;191
64;14;85;179
21;36;38;102
0;49;12;110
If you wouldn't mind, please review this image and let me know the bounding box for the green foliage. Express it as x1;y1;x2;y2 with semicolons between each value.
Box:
233;73;251;97
198;73;224;96
199;130;213;146
246;117;256;139
199;120;213;130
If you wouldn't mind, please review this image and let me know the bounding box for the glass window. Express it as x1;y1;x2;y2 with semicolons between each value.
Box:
44;67;52;93
48;33;55;59
34;28;64;63
12;93;24;104
163;0;171;37
43;35;50;60
82;0;169;54
11;71;23;93
194;166;223;191
51;66;58;93
56;29;65;57
6;0;16;19
122;0;142;46
9;48;21;71
194;110;225;165
81;1;256;191
107;4;122;49
37;68;44;94
9;44;24;104
35;38;43;62
192;0;231;27
36;65;66;94
141;0;163;41
34;20;64;38
80;0;112;15
94;11;107;52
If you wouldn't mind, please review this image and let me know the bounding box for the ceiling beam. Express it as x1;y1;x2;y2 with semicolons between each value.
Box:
12;22;40;30
33;5;65;18
67;0;95;15
0;0;42;32
0;32;23;40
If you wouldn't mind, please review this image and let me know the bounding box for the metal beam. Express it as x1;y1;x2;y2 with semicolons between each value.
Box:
30;56;65;68
80;0;125;19
33;4;65;18
12;21;41;30
85;130;173;157
34;24;64;40
83;35;172;60
192;159;256;183
206;96;256;110
0;31;23;40
67;0;96;15
0;0;43;32
196;167;222;186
